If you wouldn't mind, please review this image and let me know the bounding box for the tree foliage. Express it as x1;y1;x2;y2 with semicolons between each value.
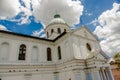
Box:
113;52;120;68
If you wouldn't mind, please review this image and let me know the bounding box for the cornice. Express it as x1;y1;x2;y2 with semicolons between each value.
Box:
0;30;67;45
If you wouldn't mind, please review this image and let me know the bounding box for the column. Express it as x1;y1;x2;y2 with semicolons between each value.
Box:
54;72;59;80
75;73;81;80
105;67;114;80
99;67;107;80
81;70;86;80
74;70;86;80
85;70;92;80
93;70;101;80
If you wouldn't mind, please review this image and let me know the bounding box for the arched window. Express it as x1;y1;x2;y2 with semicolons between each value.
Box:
58;46;62;60
58;28;61;33
86;43;91;51
51;29;54;34
64;29;66;32
18;44;26;60
47;32;49;38
47;47;52;61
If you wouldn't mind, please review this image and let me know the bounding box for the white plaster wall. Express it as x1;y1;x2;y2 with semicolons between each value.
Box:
0;32;73;65
1;75;25;80
71;34;101;59
32;73;54;80
65;37;74;60
72;36;81;59
0;38;12;62
74;71;86;80
0;33;56;65
1;73;54;80
0;42;9;61
73;27;97;41
59;70;75;80
54;36;74;62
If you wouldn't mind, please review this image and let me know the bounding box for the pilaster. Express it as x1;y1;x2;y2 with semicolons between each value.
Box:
105;67;114;80
92;68;101;80
73;70;86;80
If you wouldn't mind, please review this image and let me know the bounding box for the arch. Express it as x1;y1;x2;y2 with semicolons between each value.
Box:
64;29;66;32
31;46;38;62
86;43;92;51
58;28;61;33
18;44;26;60
58;46;62;60
0;42;9;61
47;32;49;38
47;47;52;61
51;29;54;34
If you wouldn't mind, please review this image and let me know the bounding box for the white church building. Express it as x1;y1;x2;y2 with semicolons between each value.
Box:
0;14;114;80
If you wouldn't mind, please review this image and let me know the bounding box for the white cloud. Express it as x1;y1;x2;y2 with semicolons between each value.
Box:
32;0;84;27
32;29;46;38
87;13;92;16
0;0;84;26
85;10;92;16
0;0;33;24
89;18;98;26
94;3;120;57
18;7;32;24
0;0;21;19
0;25;8;31
18;0;33;24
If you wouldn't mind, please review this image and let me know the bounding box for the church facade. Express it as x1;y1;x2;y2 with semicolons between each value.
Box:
0;14;114;80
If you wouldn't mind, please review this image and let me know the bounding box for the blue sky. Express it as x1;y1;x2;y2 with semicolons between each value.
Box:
0;0;120;57
0;0;117;35
76;0;116;30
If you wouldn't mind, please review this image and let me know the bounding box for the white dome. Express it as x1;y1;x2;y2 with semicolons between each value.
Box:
50;18;66;24
49;14;66;25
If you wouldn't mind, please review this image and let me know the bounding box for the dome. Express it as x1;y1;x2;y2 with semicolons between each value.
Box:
50;18;66;24
49;14;66;25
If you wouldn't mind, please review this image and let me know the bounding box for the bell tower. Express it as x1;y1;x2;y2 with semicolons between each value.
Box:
45;14;70;40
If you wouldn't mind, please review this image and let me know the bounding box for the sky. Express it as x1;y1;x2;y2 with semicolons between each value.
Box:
0;0;120;57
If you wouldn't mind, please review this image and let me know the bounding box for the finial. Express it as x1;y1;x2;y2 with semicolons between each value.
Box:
54;14;60;18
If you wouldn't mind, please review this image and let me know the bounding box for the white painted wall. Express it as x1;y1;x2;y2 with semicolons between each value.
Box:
71;30;101;59
1;73;54;80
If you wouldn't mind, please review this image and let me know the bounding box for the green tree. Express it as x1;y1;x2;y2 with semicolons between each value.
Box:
113;52;120;68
